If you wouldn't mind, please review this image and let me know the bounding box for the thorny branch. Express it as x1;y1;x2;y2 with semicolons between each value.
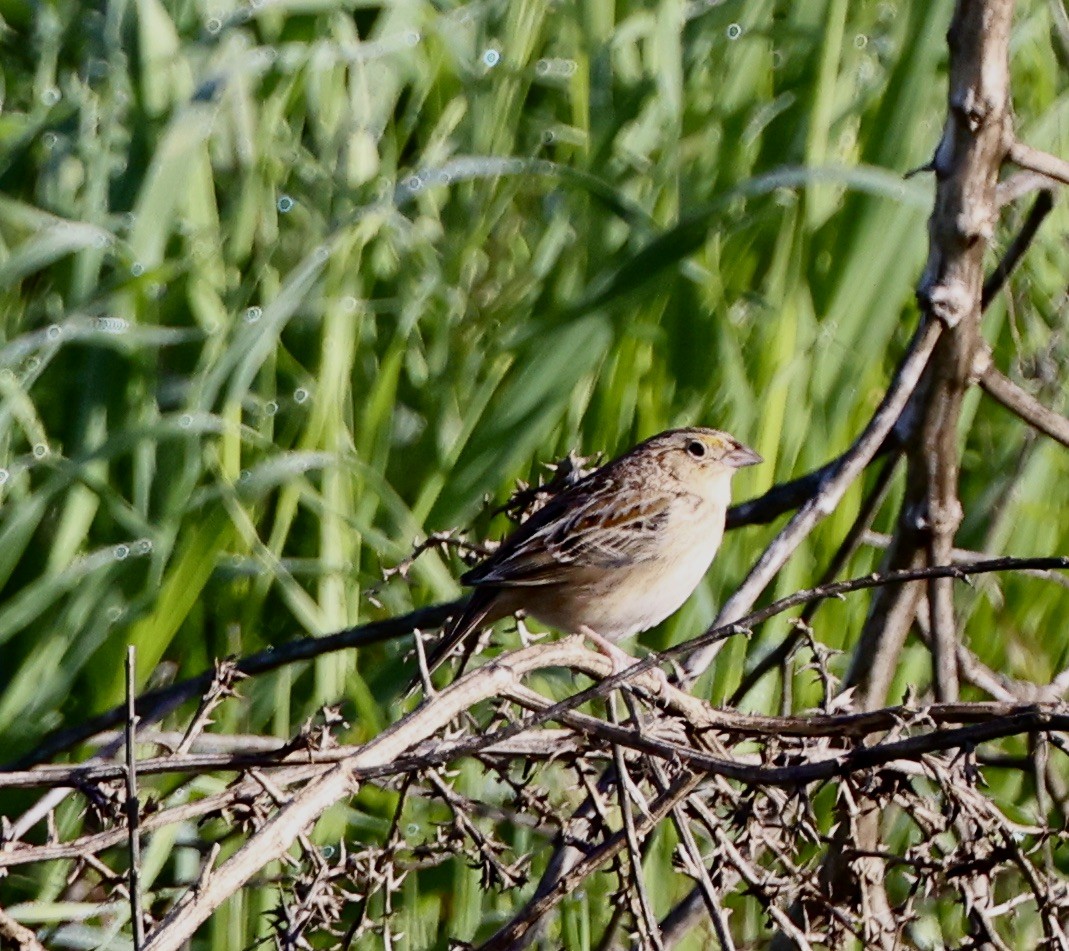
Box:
6;562;1069;948
6;3;1069;949
519;0;1067;942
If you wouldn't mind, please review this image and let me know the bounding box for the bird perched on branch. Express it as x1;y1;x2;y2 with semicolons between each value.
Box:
415;427;761;688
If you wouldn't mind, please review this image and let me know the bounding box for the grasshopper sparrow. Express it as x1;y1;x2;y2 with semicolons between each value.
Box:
419;427;761;682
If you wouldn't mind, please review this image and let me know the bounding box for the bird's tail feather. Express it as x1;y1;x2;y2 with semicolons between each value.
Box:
408;589;500;694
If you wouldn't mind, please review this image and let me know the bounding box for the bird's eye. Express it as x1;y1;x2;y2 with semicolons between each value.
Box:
686;440;706;459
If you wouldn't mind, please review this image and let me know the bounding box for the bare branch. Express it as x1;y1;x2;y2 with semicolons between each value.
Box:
0;907;47;951
0;729;582;793
608;697;664;950
1008;139;1069;187
683;317;944;681
996;169;1061;205
12;600;461;769
730;454;900;705
125;647;146;950
801;4;1021;941
982;189;1056;306
122;560;1069;949
477;772;704;951
137;640;640;951
979;359;1069;448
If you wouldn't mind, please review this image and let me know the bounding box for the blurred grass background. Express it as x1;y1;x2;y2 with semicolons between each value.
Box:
1;0;1068;946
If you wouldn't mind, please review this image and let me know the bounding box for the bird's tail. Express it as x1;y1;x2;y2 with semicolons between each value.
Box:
408;588;501;695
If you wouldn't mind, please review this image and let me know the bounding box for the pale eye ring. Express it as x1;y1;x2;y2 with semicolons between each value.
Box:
686;440;706;459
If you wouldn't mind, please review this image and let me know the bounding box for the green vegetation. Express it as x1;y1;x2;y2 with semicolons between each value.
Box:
2;0;1068;946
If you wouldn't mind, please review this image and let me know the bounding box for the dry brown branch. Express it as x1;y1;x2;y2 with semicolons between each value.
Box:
6;559;1067;949
137;640;627;951
479;771;705;950
10;637;1069;945
25;688;1069;881
682;316;943;681
0;763;325;869
0;729;582;794
0;906;47;951
780;3;1026;944
849;0;1015;703
12;600;462;770
124;647;145;950
912;0;1015;701
1008;139;1069;186
730;453;900;705
608;697;665;950
864;529;1069;591
979;358;1069;448
10;8;1069;950
653;747;735;950
996;168;1061;204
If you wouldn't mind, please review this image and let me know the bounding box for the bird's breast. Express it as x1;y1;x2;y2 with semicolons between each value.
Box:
523;495;728;641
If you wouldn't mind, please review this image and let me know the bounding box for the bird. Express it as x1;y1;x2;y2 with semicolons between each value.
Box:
414;427;761;688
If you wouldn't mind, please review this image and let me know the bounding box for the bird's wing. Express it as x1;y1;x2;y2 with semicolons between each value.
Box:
463;477;673;587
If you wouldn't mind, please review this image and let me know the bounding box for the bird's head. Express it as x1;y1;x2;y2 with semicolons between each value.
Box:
641;427;762;493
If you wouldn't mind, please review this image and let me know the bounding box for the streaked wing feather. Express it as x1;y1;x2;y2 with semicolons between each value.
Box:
463;478;672;587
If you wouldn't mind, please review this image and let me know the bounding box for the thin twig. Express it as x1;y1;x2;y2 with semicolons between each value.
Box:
618;691;733;947
996;169;1061;205
608;696;664;951
863;529;1069;590
0;729;582;792
682;318;943;682
1008;139;1069;187
979;361;1069;448
664;805;735;951
730;453;900;705
412;628;436;698
477;772;704;951
669;556;1069;671
125;646;145;949
981;189;1055;307
640;728;736;950
0;906;47;951
709;825;816;951
12;600;461;769
175;659;246;755
0;765;328;869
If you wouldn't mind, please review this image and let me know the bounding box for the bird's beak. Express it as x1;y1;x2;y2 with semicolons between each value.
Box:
724;443;762;469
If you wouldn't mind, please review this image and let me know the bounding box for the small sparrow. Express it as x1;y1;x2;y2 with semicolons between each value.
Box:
417;427;761;684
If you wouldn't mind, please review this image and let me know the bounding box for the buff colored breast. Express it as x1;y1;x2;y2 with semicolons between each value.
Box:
517;477;730;641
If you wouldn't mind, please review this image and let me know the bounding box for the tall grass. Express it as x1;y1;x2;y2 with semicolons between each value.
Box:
1;0;1068;945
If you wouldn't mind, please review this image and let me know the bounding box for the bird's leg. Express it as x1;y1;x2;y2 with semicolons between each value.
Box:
579;626;633;671
578;626;669;695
